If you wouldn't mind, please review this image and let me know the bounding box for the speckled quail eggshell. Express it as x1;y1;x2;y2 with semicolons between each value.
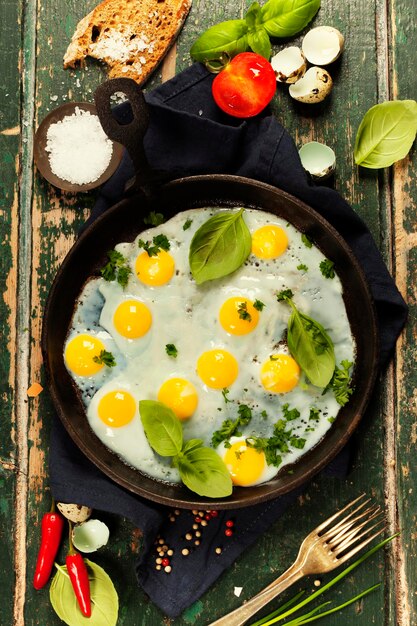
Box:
302;26;345;66
271;46;307;84
72;518;110;553
299;141;336;179
289;67;333;103
57;502;93;523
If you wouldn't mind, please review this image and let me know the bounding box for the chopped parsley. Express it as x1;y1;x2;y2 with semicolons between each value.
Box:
261;410;268;419
143;211;164;226
101;250;132;288
320;259;335;279
93;350;116;368
253;299;265;311
282;403;300;421
309;407;321;422
276;288;294;302
301;233;313;248
211;404;252;448
183;218;193;230
297;263;308;272
328;416;336;423
237;301;252;321
325;360;354;406
138;233;170;257
165;344;178;358
222;388;232;403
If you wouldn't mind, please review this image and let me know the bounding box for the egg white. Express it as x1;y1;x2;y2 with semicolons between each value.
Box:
64;208;356;487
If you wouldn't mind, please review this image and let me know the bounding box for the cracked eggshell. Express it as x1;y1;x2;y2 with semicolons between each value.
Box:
302;26;344;66
299;141;336;179
271;46;307;84
57;502;93;524
72;518;110;553
289;67;333;103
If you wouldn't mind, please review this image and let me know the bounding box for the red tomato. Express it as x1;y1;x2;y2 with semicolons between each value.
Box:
212;52;276;118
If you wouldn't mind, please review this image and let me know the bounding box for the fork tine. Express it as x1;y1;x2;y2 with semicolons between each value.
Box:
314;493;368;534
334;525;387;563
318;496;373;539
332;516;385;553
326;505;382;545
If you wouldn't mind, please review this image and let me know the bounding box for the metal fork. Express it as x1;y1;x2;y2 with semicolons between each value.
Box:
208;494;385;626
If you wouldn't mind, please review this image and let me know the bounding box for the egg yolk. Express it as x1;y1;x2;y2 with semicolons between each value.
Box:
135;250;175;286
224;441;266;486
251;225;289;259
65;334;105;377
197;349;238;389
113;300;152;339
98;390;136;427
157;378;198;420
219;297;259;335
261;354;300;393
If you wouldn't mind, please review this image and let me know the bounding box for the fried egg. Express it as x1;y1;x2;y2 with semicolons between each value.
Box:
217;437;277;486
65;207;356;488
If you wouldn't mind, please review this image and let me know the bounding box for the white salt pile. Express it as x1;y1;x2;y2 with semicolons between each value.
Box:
45;107;113;185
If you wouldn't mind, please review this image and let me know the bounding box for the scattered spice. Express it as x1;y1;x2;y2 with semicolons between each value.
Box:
45;107;113;185
27;382;44;397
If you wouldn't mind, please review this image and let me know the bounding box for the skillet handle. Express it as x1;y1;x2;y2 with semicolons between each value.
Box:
94;78;153;196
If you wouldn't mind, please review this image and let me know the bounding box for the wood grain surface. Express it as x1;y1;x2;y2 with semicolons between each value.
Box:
1;0;416;624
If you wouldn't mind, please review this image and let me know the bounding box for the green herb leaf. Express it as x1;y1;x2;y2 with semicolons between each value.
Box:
174;446;233;497
50;560;118;626
247;16;271;58
211;404;252;447
93;350;116;368
354;100;417;168
222;387;232;403
189;208;251;284
277;288;294;302
138;234;170;257
301;233;313;248
325;360;354;406
143;211;164;226
190;19;249;62
183;218;193;231
282;403;300;421
279;293;335;388
182;438;204;454
139;400;183;457
297;263;308;272
319;259;335;279
260;0;321;38
238;301;252;321
165;343;178;358
101;250;132;288
253;299;265;311
309;407;321;422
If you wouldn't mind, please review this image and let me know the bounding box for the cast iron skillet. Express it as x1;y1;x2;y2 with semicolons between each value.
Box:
42;78;379;509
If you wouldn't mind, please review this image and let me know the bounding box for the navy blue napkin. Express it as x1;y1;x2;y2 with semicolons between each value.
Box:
49;63;407;618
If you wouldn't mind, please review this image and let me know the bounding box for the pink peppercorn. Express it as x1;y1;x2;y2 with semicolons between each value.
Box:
225;520;234;528
161;558;170;567
225;529;233;537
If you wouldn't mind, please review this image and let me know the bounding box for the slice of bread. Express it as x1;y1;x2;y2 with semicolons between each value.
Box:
64;0;192;84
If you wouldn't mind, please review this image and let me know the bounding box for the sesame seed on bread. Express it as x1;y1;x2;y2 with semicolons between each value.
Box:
63;0;192;85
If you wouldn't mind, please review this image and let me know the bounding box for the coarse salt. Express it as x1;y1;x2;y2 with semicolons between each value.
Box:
45;107;113;185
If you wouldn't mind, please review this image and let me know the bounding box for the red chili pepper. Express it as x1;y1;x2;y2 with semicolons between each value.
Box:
66;523;91;618
33;500;64;590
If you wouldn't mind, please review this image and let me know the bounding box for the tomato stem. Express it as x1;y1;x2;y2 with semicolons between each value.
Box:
204;52;230;74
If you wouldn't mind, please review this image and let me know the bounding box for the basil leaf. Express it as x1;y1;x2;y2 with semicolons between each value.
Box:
50;560;118;626
190;20;249;62
174;446;233;497
245;1;263;29
287;306;335;388
189;208;251;284
354;100;417;168
139;400;183;457
261;0;321;38
248;27;271;59
182;438;204;454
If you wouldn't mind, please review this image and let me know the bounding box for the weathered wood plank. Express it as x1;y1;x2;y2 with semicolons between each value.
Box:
389;2;417;625
0;0;24;623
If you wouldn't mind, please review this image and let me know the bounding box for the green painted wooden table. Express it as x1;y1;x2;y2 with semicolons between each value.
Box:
1;0;416;624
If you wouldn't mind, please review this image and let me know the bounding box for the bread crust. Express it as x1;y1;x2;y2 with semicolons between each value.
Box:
63;0;192;84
